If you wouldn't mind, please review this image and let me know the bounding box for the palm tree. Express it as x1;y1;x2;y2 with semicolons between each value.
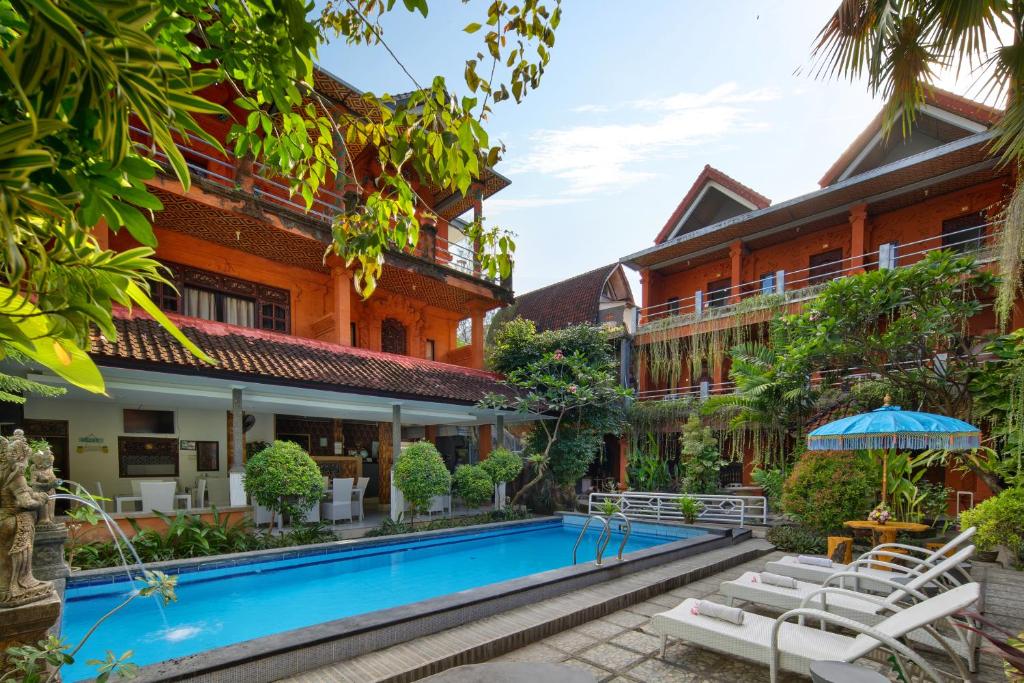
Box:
701;341;831;467
809;1;1024;325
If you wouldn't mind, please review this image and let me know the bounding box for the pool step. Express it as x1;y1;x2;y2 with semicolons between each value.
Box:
284;538;774;683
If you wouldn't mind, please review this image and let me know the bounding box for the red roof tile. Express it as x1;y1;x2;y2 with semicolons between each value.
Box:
654;165;771;244
508;263;623;332
92;308;515;404
818;88;1002;188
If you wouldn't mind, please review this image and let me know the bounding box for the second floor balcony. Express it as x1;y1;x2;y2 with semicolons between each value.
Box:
636;219;1001;336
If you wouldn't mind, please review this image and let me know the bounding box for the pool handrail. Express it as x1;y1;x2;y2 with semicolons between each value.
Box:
572;514;611;566
609;511;632;561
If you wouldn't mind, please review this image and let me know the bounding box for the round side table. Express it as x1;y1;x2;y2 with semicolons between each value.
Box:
810;661;889;683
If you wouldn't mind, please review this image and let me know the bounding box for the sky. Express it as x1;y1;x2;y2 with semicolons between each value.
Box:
319;1;995;298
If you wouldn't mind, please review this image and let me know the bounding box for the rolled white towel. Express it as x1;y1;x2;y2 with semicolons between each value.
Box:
797;554;833;567
691;599;744;625
758;572;797;589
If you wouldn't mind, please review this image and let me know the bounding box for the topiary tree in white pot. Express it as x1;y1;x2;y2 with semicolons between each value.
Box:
481;448;523;510
393;441;452;527
244;440;324;530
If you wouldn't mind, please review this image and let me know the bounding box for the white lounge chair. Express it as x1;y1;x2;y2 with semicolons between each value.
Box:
652;582;981;683
721;546;978;670
766;526;976;589
322;477;353;523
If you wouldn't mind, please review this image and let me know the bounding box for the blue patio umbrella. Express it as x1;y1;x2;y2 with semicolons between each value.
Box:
806;396;981;505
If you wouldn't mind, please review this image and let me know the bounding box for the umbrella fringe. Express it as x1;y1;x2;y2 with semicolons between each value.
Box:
807;433;980;450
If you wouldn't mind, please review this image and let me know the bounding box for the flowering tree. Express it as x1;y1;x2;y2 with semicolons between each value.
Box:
482;319;630;504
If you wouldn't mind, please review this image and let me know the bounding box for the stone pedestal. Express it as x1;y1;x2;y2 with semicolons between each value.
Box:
0;592;62;672
32;523;70;581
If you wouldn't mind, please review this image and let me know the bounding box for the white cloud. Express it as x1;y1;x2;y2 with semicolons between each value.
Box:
509;83;779;196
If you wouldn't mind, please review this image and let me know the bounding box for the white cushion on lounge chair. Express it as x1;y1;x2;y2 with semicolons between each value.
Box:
651;598;853;676
652;583;981;680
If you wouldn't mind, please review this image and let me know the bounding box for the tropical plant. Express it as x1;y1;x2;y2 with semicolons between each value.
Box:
482;319;630;504
243;440;324;529
918;480;954;525
598;498;620;517
452;464;494;509
808;0;1024;327
676;494;703;524
480;447;524;484
959;487;1024;558
0;0;560;402
782;450;877;534
766;524;828;555
2;570;176;682
626;434;672;491
702;339;827;464
973;330;1024;486
956;612;1024;682
751;467;786;510
364;506;530;537
678;414;725;494
394;441;452;525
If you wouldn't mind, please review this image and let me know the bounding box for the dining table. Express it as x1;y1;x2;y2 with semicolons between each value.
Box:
843;519;931;570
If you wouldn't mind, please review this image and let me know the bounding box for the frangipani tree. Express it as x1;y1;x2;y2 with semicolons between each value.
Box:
0;0;560;399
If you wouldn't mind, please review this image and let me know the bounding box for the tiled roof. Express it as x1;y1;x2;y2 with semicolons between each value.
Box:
509;263;622;332
818;87;1002;188
654;165;771;244
92;309;515;405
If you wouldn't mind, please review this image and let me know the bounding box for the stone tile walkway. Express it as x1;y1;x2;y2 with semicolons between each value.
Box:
492;551;1022;682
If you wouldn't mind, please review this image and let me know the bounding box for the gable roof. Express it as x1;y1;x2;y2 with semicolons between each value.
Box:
508;263;628;332
819;88;1002;188
92;308;515;405
654;165;771;244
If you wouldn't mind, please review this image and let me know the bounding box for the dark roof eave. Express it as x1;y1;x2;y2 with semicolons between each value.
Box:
620;130;995;270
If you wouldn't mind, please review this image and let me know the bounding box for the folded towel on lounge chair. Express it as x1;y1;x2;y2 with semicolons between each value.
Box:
692;600;744;625
758;572;797;589
797;554;832;567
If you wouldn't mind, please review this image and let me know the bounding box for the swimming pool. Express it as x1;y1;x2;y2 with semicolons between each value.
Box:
62;517;710;681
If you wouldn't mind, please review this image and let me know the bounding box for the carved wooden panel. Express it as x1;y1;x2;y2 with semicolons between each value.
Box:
377;422;392;504
118;437;179;477
381;317;408;355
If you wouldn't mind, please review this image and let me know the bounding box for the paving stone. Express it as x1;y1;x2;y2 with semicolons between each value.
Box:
577;643;646;671
574;619;627;641
561;658;614;682
608;629;663;655
646;593;681;608
602;610;648;629
491;643;567;664
543;629;600;654
624;657;703;682
624;601;665;617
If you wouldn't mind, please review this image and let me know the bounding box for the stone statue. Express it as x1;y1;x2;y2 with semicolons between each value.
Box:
0;430;55;607
29;443;58;528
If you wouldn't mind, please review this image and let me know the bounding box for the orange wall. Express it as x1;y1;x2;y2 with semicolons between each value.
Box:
112;228;476;367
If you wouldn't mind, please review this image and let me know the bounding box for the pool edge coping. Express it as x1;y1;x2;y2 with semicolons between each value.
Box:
102;522;743;682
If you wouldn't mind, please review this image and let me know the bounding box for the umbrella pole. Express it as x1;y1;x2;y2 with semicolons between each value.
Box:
881;451;888;506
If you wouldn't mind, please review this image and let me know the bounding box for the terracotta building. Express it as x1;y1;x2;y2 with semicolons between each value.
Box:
0;69;527;520
621;89;1022;511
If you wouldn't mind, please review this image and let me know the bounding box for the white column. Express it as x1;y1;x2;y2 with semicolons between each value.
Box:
229;387;247;506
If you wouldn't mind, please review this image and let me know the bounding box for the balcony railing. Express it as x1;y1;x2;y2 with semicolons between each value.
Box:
129;126;491;282
638;220;1001;330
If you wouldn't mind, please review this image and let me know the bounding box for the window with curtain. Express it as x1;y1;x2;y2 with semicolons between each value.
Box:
155;262;290;333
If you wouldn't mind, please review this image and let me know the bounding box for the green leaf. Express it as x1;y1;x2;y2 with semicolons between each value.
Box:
464;22;482;33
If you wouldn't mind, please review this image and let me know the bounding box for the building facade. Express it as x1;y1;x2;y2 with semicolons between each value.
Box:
622;89;1023;510
0;69;525;518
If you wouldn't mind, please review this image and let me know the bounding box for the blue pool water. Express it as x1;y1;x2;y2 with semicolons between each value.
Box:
62;519;704;680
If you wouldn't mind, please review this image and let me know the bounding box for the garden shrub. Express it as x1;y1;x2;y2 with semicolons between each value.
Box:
480;447;523;483
453;464;494;508
959;486;1024;554
678;414;724;493
394;441;452;521
751;467;785;510
244;440;324;526
365;506;530;537
781;450;876;534
766;524;827;555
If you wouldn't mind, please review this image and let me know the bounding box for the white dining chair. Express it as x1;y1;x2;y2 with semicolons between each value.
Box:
130;479;142;497
194;478;207;509
253;501;283;530
351;477;368;521
321;477;353;523
297;500;321;524
139;481;176;514
322;475;330;491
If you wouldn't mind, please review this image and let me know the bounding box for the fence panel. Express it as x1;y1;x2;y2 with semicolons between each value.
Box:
588;491;767;526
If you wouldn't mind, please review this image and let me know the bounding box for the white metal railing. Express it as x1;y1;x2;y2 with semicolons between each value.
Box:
128;126;488;280
638;220;1001;327
588;491;768;526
